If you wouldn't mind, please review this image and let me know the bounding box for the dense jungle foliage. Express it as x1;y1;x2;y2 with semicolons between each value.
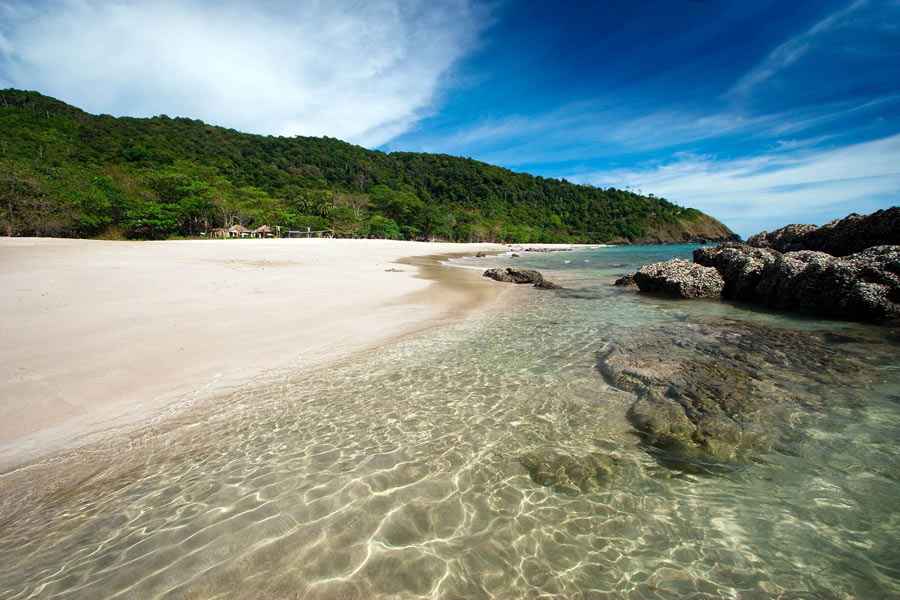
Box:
0;90;732;242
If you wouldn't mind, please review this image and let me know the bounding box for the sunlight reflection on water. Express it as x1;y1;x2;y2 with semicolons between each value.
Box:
1;246;898;599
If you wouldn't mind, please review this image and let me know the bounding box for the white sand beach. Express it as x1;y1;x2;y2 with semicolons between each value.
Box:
0;237;507;471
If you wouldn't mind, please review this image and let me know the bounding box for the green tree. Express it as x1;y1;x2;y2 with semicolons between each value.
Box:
124;202;178;239
0;89;735;243
365;215;401;239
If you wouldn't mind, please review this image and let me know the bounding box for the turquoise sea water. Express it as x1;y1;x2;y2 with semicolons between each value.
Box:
1;245;898;599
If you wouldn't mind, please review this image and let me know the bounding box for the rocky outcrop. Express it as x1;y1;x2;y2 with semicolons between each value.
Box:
693;242;900;323
745;224;818;253
747;207;900;256
519;449;619;494
626;208;900;324
756;246;900;323
693;243;780;300
632;259;724;299
483;267;562;289
596;318;880;469
475;251;487;258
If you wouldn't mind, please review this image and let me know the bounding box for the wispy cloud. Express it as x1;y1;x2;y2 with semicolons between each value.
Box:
574;133;900;237
397;92;899;172
729;0;870;97
398;102;765;167
0;0;492;147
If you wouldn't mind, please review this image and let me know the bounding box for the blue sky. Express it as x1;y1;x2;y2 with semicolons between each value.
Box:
1;0;898;237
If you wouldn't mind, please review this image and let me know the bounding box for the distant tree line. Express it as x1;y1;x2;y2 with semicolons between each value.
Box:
0;89;711;242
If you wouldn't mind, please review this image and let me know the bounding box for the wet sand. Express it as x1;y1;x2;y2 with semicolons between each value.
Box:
0;237;507;471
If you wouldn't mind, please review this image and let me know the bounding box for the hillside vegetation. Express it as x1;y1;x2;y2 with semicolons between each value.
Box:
0;90;737;243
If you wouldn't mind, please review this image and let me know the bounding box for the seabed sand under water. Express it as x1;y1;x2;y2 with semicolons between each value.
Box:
1;244;899;599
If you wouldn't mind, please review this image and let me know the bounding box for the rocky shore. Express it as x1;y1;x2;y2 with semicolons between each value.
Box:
618;208;900;324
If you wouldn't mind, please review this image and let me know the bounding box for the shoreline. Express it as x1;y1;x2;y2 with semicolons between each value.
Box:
0;237;509;474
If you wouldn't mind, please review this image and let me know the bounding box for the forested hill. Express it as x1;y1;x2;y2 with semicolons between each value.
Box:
0;89;738;243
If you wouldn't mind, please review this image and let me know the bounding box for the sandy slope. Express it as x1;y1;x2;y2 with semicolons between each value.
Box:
0;237;507;470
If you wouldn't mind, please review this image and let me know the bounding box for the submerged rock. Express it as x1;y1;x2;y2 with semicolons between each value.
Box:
519;449;619;494
633;259;724;299
596;318;880;469
533;279;562;290
613;273;637;287
747;207;900;257
475;251;487;258
483;267;562;289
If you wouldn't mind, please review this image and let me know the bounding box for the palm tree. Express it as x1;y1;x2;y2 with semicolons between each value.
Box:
315;199;334;217
296;194;314;213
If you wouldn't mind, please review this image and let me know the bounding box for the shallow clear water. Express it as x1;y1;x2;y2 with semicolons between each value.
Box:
1;245;898;599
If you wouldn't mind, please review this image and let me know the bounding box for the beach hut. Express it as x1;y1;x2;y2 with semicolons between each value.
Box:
252;225;273;238
210;228;228;239
227;224;251;238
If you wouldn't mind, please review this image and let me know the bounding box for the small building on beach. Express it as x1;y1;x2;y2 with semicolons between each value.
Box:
207;224;277;238
227;225;251;238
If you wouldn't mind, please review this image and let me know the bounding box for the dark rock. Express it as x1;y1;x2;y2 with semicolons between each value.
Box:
746;224;818;253
693;235;900;323
524;247;573;253
511;253;520;258
483;268;514;282
483;267;543;284
475;251;487;258
506;268;545;284
484;267;562;289
596;318;881;468
520;449;619;494
747;207;900;257
754;245;900;323
693;243;780;300
633;259;724;299
822;332;865;345
533;279;562;290
614;273;637;287
754;250;836;310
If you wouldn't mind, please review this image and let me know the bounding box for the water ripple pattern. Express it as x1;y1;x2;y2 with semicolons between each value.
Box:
1;245;898;599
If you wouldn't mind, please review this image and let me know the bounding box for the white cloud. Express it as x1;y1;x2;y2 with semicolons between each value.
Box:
0;0;491;147
575;134;900;238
